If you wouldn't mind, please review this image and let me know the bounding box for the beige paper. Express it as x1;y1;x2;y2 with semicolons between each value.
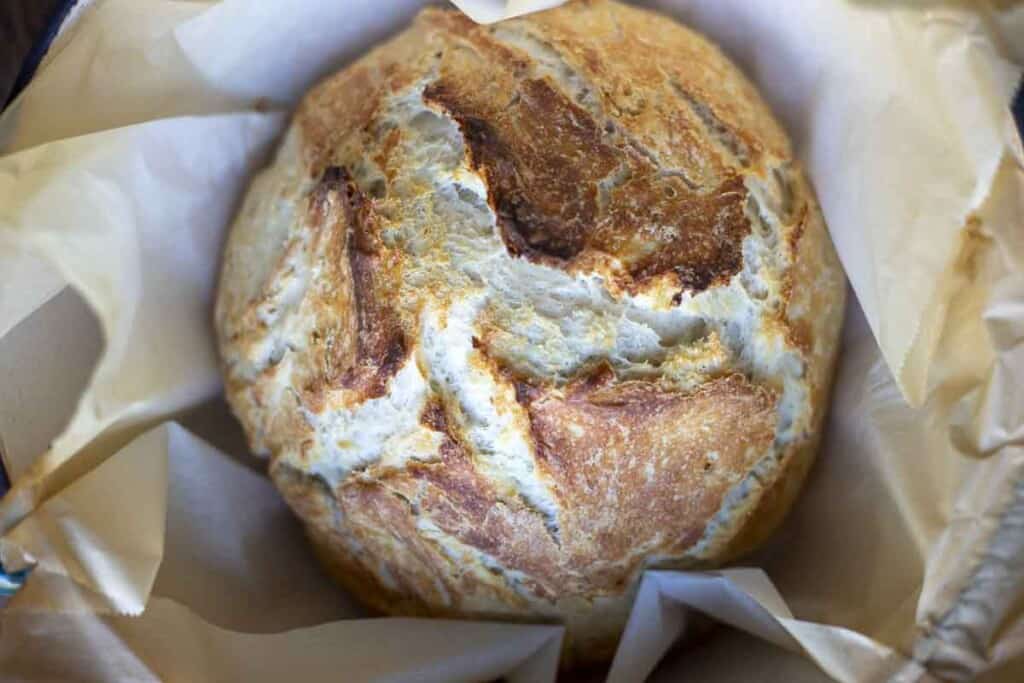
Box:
0;288;102;483
452;0;566;24
0;426;167;616
0;250;64;340
0;0;1022;681
0;600;563;683
608;570;915;683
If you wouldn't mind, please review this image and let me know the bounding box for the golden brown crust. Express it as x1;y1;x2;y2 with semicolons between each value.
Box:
297;21;440;178
216;0;847;666
420;7;758;294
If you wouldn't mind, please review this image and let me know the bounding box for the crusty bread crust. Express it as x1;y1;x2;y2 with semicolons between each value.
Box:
215;0;846;665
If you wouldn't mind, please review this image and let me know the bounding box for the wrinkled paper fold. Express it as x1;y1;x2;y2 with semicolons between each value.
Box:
1;0;1022;681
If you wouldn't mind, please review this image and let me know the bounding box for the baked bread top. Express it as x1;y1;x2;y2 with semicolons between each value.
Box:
215;0;846;661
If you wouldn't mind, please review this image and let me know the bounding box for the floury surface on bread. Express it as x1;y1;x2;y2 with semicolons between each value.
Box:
215;0;846;663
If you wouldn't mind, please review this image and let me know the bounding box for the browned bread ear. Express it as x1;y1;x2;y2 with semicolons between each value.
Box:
215;0;846;666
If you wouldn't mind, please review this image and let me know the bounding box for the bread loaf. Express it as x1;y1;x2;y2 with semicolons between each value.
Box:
215;0;846;663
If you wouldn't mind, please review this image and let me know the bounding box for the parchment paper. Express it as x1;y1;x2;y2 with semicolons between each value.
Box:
0;0;1022;681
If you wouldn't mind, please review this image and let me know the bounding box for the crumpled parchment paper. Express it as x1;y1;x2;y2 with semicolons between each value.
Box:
0;1;1021;680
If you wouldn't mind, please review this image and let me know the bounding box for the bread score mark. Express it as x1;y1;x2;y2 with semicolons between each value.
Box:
307;166;407;404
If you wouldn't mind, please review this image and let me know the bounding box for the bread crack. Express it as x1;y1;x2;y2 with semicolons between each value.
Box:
671;79;752;168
